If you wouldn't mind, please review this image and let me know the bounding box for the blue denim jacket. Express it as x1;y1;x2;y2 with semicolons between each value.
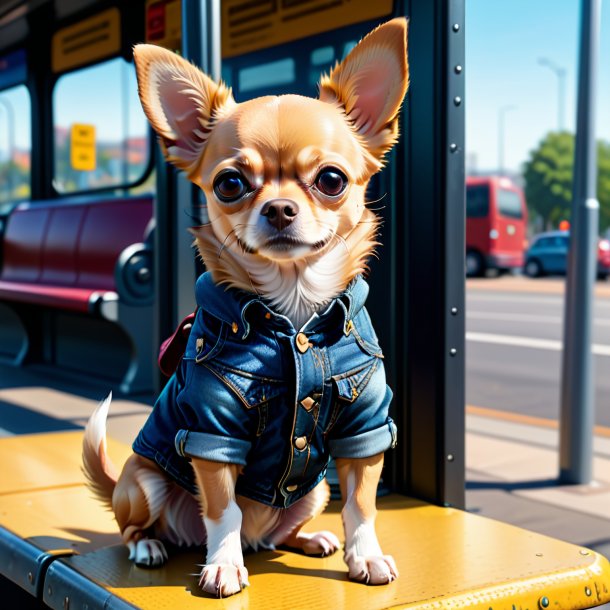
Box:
133;272;396;508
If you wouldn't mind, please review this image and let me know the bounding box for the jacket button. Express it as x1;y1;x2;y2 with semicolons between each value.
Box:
196;337;204;352
294;436;307;450
286;484;298;492
295;332;310;353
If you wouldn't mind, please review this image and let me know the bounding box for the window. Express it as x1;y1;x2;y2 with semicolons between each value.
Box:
238;58;295;93
53;58;151;193
497;188;523;219
466;185;489;218
0;85;31;204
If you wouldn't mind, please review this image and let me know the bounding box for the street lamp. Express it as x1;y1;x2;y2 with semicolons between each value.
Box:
538;57;567;131
498;104;516;175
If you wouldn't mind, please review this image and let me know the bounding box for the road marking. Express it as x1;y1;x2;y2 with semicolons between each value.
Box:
467;404;610;438
467;311;610;326
466;331;610;356
468;293;610;309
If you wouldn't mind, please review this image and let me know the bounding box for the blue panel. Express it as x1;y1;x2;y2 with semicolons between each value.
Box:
0;49;27;91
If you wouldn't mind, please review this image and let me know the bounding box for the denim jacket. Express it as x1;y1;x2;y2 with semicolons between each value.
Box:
133;272;396;508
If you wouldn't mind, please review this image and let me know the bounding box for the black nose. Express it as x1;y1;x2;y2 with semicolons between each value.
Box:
260;199;298;231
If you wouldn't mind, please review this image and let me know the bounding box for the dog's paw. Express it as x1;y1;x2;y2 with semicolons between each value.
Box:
128;539;168;568
346;553;398;585
198;563;249;598
301;531;341;556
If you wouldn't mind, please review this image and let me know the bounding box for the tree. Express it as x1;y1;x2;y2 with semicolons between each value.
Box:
523;131;610;233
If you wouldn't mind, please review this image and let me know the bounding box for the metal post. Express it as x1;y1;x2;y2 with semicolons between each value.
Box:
559;0;600;484
539;58;567;131
498;105;515;175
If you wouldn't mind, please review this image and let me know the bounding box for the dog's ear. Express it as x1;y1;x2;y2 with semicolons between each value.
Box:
133;44;235;178
319;18;409;168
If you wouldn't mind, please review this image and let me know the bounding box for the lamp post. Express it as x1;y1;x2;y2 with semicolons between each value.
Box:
498;104;516;175
539;57;567;131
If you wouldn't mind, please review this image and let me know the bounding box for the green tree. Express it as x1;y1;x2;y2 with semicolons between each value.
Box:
523;131;610;233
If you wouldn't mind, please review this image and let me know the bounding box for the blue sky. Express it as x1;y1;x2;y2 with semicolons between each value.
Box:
466;0;610;174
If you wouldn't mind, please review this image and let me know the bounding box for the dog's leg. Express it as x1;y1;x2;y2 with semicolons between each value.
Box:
191;459;248;597
266;479;339;556
113;454;171;567
336;454;398;584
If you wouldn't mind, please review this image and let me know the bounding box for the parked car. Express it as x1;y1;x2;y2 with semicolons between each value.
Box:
524;230;610;279
466;176;528;276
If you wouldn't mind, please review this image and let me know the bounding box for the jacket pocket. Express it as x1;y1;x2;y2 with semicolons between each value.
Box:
325;358;379;434
186;311;227;363
350;309;384;358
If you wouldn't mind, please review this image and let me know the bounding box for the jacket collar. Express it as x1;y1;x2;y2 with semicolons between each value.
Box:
195;272;369;339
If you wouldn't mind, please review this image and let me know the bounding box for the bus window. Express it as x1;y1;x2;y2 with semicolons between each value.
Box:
0;85;30;204
52;57;151;194
238;58;295;93
497;188;523;219
466;184;489;218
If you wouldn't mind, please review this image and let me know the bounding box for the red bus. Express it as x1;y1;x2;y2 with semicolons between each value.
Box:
466;176;528;276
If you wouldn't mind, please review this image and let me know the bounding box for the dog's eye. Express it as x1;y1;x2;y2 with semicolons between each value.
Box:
315;168;348;197
213;171;250;202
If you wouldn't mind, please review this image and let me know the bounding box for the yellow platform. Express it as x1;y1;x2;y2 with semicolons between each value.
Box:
1;431;609;609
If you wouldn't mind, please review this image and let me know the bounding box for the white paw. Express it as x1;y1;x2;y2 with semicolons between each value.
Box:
346;553;398;585
301;531;341;556
128;539;168;567
199;563;249;598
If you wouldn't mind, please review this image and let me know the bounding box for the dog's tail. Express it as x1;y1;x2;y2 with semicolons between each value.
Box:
82;393;118;509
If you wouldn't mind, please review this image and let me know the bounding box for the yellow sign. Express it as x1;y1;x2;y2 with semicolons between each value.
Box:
70;124;96;172
145;0;182;52
221;0;394;58
52;8;121;73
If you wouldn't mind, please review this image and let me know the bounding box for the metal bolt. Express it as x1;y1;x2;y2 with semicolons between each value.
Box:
451;307;458;315
585;587;592;597
539;597;550;609
450;348;457;356
27;572;33;583
447;454;454;461
452;23;460;32
455;65;463;74
454;96;462;106
450;143;458;153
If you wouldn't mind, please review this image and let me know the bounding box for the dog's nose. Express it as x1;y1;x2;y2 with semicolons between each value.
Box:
260;199;298;231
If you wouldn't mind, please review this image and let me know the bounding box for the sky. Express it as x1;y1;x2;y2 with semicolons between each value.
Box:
466;0;610;174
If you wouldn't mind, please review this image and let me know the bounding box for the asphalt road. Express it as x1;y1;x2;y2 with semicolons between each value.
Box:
466;276;610;428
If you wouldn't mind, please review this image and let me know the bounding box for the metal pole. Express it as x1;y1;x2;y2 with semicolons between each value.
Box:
498;105;515;175
538;58;567;131
559;0;600;484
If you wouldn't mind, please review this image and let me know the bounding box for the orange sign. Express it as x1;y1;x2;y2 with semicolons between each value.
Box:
221;0;394;58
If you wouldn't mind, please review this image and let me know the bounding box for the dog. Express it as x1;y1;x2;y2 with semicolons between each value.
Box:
82;18;409;597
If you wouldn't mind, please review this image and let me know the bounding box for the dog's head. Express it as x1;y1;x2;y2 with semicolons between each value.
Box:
133;19;408;268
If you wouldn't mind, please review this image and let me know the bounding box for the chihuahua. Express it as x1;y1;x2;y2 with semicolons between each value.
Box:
82;18;409;597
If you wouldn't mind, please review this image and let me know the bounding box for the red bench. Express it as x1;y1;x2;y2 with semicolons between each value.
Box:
0;196;155;393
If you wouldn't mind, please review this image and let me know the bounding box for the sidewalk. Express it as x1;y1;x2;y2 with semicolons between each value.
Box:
466;409;610;562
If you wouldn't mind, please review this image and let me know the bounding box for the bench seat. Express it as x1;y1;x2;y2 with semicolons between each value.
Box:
1;431;609;609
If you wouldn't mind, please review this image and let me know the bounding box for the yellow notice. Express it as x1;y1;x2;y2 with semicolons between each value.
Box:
70;124;96;171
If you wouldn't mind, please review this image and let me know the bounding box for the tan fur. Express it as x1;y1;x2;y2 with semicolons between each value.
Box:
83;18;409;596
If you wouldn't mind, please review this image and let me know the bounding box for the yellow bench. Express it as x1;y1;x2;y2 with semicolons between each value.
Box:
2;431;609;609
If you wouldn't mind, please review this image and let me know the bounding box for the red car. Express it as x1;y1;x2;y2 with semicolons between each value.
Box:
466;176;528;276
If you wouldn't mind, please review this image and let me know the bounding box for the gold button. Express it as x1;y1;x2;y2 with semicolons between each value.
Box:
196;337;204;352
345;319;354;335
300;397;315;411
294;436;307;450
265;312;271;320
231;322;238;334
295;332;310;353
286;484;298;492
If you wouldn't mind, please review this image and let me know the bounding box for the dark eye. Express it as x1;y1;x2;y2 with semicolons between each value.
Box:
213;171;250;202
315;168;348;197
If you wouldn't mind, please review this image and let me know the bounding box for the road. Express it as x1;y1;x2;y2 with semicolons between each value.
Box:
466;276;610;427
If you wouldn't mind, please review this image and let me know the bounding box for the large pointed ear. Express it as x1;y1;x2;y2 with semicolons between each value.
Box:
319;18;409;168
133;44;235;178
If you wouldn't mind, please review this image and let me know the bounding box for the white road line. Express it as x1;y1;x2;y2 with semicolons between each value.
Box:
468;293;610;308
466;331;610;356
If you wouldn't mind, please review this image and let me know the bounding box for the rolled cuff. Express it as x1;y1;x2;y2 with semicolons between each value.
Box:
174;429;251;465
329;418;397;459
